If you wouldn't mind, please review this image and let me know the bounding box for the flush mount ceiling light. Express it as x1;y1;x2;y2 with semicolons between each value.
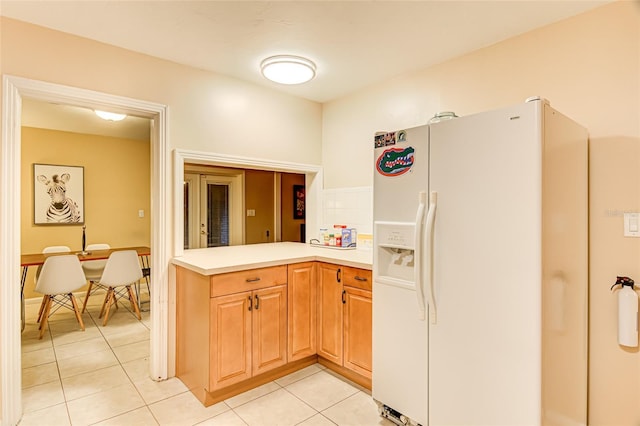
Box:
260;55;316;85
94;110;127;121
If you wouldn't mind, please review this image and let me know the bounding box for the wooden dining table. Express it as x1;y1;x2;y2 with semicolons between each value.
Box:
20;246;151;331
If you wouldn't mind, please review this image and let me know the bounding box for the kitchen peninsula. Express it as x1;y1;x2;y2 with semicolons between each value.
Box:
172;242;373;406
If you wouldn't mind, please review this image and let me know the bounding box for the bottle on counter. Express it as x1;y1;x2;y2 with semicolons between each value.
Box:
320;228;329;245
333;225;347;247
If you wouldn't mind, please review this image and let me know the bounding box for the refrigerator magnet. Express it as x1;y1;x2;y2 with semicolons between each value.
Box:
384;132;396;146
375;146;415;176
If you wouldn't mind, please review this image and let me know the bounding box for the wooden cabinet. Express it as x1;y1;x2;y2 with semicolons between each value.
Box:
287;262;316;361
176;259;372;405
343;286;372;377
177;265;290;404
317;263;372;381
317;262;343;364
209;284;287;391
209;291;252;389
251;285;287;375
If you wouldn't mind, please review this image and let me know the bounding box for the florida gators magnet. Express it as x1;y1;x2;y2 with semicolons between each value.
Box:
376;146;415;176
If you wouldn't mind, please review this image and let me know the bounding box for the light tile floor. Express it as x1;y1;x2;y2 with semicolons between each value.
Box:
20;293;392;426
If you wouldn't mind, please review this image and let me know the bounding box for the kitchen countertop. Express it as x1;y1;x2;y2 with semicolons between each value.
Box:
171;242;373;276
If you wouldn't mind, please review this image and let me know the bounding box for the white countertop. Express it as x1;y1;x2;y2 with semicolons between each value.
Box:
171;242;373;276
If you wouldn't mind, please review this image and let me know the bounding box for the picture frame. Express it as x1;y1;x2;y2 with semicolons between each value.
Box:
293;184;305;219
33;163;85;225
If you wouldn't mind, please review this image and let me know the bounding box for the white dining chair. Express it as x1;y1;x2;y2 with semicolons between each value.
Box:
35;254;87;339
98;250;143;326
35;245;71;322
35;245;71;279
81;243;111;313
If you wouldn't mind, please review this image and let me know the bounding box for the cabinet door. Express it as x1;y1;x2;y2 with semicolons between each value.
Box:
288;262;317;361
344;286;372;378
252;285;287;375
317;263;343;365
210;291;252;390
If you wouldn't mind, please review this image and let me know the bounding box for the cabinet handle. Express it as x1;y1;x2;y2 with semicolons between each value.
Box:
342;290;346;304
337;268;341;283
248;295;252;311
255;294;260;310
354;276;368;282
246;277;261;283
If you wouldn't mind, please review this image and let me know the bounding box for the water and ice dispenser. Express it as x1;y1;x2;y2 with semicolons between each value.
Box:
374;222;417;288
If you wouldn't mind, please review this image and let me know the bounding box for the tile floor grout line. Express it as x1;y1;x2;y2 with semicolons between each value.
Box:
24;295;383;426
62;300;148;425
87;300;158;426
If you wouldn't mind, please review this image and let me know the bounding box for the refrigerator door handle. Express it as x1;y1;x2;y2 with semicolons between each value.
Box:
414;191;427;320
425;191;438;324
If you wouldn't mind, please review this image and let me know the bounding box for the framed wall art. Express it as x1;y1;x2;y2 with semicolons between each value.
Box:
33;163;85;225
293;184;305;219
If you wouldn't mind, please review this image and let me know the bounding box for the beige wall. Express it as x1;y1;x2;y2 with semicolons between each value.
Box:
21;127;151;299
0;17;323;166
322;2;639;424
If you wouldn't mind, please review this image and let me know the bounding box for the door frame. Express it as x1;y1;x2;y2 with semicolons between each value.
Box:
1;75;170;425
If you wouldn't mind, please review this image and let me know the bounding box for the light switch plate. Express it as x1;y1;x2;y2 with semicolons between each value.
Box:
623;212;640;237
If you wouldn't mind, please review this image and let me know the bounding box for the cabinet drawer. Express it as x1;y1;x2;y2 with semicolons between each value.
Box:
210;265;287;297
342;266;372;291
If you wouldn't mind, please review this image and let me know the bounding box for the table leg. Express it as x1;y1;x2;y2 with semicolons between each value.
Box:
137;255;151;312
21;266;28;332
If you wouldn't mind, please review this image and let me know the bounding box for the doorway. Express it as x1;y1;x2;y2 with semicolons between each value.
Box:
184;167;244;249
0;75;170;425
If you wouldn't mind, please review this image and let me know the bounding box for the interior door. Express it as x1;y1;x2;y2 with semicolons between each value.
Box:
200;177;230;247
198;174;243;247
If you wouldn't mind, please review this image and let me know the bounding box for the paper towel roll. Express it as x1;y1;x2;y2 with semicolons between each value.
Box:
618;286;639;347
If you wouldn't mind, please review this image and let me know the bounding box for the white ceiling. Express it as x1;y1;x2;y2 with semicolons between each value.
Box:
20;98;152;141
2;0;609;138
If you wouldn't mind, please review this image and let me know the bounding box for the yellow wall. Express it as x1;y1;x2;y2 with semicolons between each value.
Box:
21;127;151;299
281;173;306;242
322;2;640;424
244;170;274;244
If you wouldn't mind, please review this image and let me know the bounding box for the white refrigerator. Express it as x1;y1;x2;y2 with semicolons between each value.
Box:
372;99;588;426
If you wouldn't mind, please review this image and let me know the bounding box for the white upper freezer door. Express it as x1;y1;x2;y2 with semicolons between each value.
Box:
428;101;543;426
373;125;429;223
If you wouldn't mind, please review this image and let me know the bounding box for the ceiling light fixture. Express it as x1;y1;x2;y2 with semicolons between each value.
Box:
260;55;316;85
94;110;127;121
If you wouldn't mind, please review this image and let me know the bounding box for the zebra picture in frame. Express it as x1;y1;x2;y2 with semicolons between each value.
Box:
33;163;84;225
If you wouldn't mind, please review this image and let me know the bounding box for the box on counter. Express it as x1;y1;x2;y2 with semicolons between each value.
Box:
342;228;357;247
